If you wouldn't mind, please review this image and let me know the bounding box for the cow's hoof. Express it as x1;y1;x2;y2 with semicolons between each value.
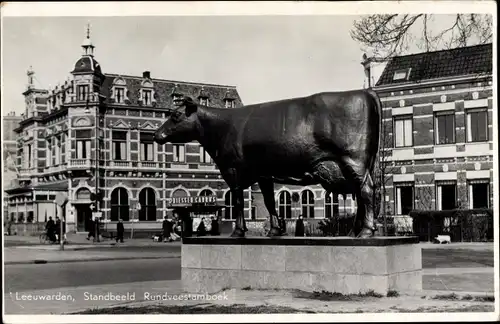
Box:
356;228;374;238
267;228;281;237
230;229;245;238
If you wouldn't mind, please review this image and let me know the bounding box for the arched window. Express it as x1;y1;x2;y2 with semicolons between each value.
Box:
224;191;236;220
324;191;339;218
139;188;156;221
111;187;129;221
278;191;292;219
199;189;213;197
301;190;315;218
172;188;188;198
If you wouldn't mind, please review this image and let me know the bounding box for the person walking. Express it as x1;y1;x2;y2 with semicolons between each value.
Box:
55;217;61;243
86;217;95;241
45;217;56;243
116;219;125;243
196;218;207;237
162;217;172;242
210;216;220;236
295;215;305;237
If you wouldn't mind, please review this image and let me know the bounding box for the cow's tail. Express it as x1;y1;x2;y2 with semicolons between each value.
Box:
365;89;382;176
365;89;383;219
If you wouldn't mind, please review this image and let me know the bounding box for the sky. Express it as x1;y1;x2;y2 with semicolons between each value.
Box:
1;9;493;116
1;15;374;115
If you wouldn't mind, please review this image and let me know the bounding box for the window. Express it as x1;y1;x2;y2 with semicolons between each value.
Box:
143;90;152;105
54;135;61;165
139;188;156;221
200;98;208;106
435;112;455;144
301;190;315;218
393;68;411;81
200;146;212;163
437;182;457;210
27;144;32;168
78;84;89;101
46;138;52;167
467;109;488;142
278;191;292;219
395;184;414;215
469;181;489;209
76;140;91;159
224;99;235;108
140;133;154;161
115;87;125;104
324;192;339;218
199;189;213;197
111;187;129;221
394;116;413;147
172;144;185;162
224;191;236;220
112;131;128;161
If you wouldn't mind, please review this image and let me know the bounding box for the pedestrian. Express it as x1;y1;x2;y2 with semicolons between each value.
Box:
55;217;61;243
116;218;125;243
162;217;172;242
210;216;220;236
45;216;56;243
295;215;305;237
86;217;95;240
196;217;207;236
279;215;287;235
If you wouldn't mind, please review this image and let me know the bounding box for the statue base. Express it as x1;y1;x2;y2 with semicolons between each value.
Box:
181;236;422;295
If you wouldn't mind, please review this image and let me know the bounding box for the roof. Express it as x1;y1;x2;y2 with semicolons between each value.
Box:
101;74;243;108
376;43;492;86
72;56;102;75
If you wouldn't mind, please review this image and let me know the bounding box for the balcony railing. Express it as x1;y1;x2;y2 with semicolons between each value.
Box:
18;168;31;180
69;159;92;169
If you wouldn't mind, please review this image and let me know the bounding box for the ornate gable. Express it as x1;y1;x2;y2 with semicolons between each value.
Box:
140;121;157;131
110;119;130;129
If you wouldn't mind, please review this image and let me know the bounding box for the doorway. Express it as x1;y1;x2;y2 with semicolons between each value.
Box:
75;204;92;232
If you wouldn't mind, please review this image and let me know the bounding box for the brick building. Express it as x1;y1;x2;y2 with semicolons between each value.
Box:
367;44;494;226
4;30;250;234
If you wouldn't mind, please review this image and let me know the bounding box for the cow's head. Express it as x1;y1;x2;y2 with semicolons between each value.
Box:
154;96;199;145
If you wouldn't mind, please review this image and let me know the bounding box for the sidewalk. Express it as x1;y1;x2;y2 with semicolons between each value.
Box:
3;233;165;248
4;246;181;265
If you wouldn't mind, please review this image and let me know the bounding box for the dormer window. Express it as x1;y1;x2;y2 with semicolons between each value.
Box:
115;87;125;104
200;98;208;106
224;99;235;108
143;89;153;106
393;68;412;81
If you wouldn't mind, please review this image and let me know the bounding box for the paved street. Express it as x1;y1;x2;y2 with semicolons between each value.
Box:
5;258;181;292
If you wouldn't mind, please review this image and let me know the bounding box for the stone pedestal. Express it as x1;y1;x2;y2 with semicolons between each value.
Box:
182;236;422;295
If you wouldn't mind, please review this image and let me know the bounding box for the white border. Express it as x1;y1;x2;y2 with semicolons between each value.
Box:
1;1;498;323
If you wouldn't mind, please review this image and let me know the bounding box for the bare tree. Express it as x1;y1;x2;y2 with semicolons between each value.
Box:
373;118;396;235
351;14;493;59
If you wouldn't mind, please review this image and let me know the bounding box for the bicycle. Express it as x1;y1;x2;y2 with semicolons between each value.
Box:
39;233;57;244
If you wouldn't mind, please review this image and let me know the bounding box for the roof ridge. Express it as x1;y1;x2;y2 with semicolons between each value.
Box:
391;43;492;60
103;73;237;89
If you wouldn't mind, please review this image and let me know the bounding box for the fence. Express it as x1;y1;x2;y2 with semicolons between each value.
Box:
409;208;493;242
6;222;46;236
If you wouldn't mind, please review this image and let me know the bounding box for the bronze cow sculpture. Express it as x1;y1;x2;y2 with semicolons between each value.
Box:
154;90;381;238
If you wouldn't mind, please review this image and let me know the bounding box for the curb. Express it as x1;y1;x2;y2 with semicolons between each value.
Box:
5;255;181;265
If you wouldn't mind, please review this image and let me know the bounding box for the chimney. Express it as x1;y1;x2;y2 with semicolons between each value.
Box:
143;71;151;79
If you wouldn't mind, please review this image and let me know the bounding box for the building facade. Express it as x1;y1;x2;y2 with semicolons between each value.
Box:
5;30;251;233
367;44;494;225
3;111;23;225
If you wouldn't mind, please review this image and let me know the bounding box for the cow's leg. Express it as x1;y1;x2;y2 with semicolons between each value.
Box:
230;187;247;238
335;157;375;238
258;178;282;237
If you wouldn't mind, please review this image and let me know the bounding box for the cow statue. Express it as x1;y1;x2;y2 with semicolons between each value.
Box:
154;90;381;238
